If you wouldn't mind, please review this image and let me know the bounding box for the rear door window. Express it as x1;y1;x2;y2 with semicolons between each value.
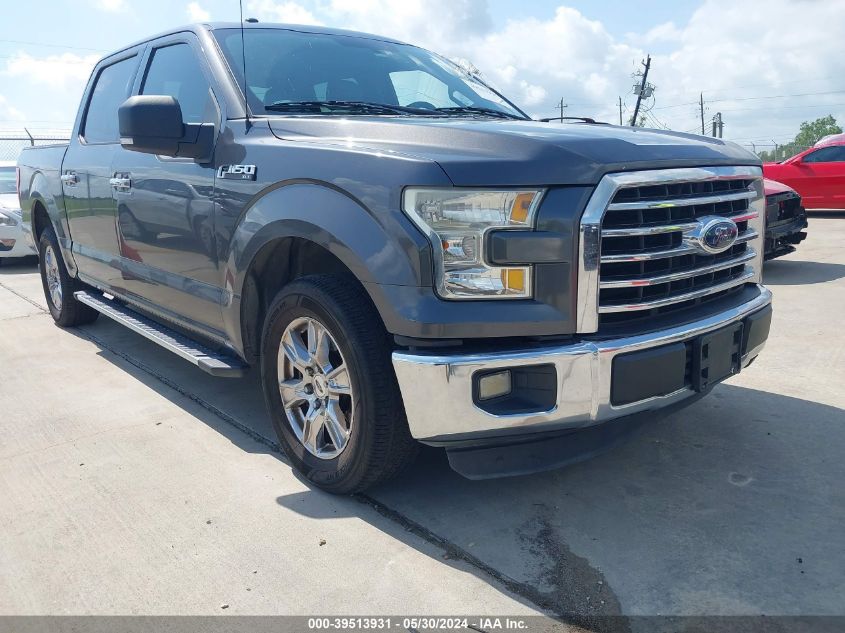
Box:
82;56;137;143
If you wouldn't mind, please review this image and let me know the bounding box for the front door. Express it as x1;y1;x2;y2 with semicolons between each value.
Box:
109;37;223;334
796;145;845;209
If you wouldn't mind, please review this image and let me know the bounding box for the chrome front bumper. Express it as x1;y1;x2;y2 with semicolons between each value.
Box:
393;287;772;442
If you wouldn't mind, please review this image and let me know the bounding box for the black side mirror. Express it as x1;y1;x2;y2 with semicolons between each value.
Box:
118;95;214;162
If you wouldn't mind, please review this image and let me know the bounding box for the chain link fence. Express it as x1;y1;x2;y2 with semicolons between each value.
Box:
0;129;71;162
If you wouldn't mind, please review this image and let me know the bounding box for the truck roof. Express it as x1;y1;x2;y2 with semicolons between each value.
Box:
103;21;408;61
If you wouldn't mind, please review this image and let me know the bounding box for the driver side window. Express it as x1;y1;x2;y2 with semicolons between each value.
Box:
803;146;845;163
141;43;216;124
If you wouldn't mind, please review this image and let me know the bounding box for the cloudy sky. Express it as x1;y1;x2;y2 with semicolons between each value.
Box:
1;0;844;152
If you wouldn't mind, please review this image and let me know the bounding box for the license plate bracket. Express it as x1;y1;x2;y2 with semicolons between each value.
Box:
692;322;744;392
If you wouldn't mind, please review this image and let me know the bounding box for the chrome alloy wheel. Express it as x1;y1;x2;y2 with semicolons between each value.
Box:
43;245;62;310
278;317;354;459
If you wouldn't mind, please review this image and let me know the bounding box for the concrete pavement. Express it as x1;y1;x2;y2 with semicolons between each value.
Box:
0;216;843;625
0;270;545;617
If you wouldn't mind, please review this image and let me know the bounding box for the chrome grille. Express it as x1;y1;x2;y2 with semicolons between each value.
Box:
576;166;765;332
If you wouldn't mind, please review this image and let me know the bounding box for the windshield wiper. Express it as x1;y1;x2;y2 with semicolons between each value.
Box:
433;106;526;120
264;100;431;116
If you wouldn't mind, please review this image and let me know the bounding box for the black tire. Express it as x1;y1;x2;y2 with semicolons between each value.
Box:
261;274;418;494
38;226;99;327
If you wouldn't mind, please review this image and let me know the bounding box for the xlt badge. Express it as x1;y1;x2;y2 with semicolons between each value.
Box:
218;164;257;181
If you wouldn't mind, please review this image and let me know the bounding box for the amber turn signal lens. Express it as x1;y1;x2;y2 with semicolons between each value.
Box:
501;268;526;292
510;192;535;223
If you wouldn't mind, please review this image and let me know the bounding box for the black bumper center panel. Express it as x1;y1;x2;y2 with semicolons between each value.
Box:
610;304;772;406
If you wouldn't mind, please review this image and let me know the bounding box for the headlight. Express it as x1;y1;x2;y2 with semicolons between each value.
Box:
0;209;18;227
403;188;543;299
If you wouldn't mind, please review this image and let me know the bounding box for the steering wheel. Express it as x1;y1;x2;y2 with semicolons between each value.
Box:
406;101;437;110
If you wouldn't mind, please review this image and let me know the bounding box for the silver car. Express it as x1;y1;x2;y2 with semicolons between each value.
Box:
0;161;36;265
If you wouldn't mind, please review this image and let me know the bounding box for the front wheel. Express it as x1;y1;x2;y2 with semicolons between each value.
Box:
261;275;417;494
38;226;99;327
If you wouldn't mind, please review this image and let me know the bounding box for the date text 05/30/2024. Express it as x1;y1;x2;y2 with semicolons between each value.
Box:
307;617;530;630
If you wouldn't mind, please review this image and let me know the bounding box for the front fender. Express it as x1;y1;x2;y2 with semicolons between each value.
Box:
221;181;431;354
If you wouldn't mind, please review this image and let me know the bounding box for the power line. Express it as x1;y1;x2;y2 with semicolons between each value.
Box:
676;74;844;98
0;38;106;53
0;54;95;64
717;101;845;112
654;89;845;110
713;89;845;103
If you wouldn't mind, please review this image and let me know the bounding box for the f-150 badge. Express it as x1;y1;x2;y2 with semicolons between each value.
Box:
218;164;257;180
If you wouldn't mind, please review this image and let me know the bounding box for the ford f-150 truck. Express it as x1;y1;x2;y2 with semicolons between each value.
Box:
17;22;773;493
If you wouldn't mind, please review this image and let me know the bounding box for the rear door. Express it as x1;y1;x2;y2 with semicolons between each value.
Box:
798;145;845;209
109;35;224;333
63;52;141;285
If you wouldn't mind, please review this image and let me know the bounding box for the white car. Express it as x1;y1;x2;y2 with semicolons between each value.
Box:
0;161;37;265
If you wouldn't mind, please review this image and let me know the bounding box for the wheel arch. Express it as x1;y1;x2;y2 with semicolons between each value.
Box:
26;169;77;275
224;181;425;362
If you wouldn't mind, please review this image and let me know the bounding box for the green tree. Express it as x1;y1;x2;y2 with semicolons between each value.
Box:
756;115;842;161
794;115;842;147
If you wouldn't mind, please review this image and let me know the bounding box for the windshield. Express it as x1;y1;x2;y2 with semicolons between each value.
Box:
0;167;16;195
213;28;526;119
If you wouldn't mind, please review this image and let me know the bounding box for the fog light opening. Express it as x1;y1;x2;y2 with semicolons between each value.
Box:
478;370;512;401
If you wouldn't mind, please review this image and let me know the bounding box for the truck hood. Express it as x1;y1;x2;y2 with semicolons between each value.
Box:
268;117;760;186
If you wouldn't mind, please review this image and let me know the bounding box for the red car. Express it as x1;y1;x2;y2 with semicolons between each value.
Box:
764;179;807;260
763;138;845;209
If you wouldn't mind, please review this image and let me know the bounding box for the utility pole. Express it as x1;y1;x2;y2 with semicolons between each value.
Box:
699;93;705;135
630;55;651;126
711;112;723;138
618;97;623;126
557;97;567;123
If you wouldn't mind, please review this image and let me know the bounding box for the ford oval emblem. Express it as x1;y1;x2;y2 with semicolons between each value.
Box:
688;216;739;254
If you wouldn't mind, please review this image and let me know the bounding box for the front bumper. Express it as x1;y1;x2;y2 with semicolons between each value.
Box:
764;215;808;260
392;286;772;443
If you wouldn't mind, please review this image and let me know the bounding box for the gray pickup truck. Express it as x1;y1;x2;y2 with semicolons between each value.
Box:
18;22;772;493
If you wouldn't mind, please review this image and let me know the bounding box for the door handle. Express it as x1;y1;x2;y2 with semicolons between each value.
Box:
110;176;132;192
60;172;78;186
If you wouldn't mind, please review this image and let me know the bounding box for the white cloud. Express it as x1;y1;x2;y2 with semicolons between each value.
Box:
3;52;99;88
247;0;322;25
299;0;845;145
0;95;25;123
518;82;547;107
187;1;211;22
7;0;845;147
92;0;128;11
639;22;683;45
644;0;845;143
1;53;98;128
